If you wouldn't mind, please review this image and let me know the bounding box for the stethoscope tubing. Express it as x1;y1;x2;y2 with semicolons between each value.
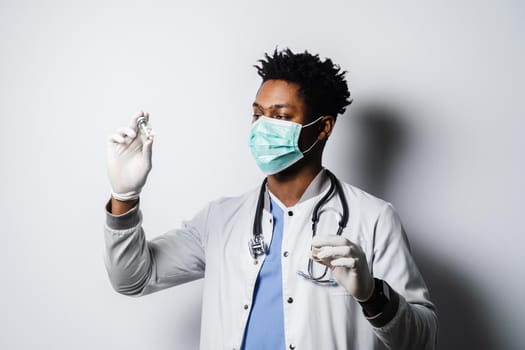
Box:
250;169;349;281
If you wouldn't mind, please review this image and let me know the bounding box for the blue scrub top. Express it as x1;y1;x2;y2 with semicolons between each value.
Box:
241;196;285;349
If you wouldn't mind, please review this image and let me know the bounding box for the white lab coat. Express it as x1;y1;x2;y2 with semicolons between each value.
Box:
104;169;438;350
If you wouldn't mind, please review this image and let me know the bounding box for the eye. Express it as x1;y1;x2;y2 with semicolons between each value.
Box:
275;114;286;120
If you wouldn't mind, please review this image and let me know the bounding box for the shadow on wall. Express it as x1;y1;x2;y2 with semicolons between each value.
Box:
342;104;408;198
344;103;500;350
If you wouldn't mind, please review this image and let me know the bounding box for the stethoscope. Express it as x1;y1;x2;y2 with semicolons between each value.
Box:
249;169;349;285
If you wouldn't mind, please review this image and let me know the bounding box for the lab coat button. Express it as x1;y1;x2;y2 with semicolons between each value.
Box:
289;344;296;349
243;304;249;310
283;251;289;257
287;297;294;303
288;211;294;216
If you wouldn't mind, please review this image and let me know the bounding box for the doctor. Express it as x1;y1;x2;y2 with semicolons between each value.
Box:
104;48;438;350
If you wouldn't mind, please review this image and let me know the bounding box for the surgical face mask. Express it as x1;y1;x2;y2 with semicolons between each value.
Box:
248;116;323;175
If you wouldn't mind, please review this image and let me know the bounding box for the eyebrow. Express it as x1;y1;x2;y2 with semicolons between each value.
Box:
252;102;296;110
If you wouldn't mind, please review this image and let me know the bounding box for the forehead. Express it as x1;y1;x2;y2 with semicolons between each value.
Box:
254;80;304;109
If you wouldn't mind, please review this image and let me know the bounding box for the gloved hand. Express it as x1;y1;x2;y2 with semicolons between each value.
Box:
107;111;153;201
311;235;374;301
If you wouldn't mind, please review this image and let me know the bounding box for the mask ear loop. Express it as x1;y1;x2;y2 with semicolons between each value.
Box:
302;115;325;128
302;139;320;154
301;116;325;154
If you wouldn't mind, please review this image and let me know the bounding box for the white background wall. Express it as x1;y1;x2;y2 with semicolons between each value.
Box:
1;1;523;349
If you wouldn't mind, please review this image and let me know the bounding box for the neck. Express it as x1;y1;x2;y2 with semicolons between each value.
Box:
267;162;322;207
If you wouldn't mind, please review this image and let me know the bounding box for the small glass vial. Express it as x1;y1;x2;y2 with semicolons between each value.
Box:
136;116;154;141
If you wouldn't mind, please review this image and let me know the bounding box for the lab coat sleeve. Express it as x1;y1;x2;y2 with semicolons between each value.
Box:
103;199;209;297
368;203;438;350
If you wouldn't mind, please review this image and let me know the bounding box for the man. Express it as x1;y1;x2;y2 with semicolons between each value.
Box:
104;48;438;350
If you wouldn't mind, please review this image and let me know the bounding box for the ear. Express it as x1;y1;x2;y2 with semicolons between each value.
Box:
318;115;336;141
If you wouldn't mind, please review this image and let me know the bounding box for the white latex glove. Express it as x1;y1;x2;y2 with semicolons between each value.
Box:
107;111;153;201
311;235;374;301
